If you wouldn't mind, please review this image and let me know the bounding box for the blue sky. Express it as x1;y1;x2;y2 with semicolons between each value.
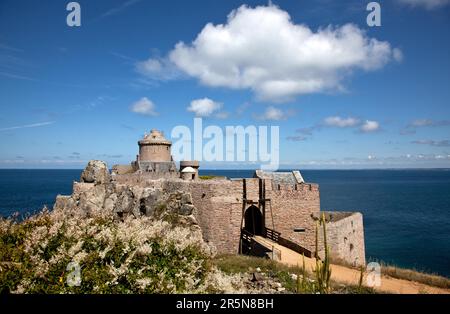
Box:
0;0;449;169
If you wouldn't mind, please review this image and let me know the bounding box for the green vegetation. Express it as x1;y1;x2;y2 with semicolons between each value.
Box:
314;213;332;294
379;263;450;289
215;212;379;294
214;254;302;292
199;175;218;180
213;254;377;294
2;204;446;294
0;208;212;294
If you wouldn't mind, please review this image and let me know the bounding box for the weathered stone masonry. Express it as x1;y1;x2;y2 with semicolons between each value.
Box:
53;130;366;267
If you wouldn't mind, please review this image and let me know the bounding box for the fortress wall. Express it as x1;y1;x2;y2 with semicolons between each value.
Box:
112;173;179;185
325;212;366;267
111;172;364;263
109;175;243;254
265;183;320;254
188;180;244;254
243;178;260;201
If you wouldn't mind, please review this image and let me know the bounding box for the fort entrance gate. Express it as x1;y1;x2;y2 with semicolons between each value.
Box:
244;205;263;236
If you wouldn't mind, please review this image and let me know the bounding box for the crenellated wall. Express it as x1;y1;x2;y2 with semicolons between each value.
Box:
62;164;364;264
265;182;320;255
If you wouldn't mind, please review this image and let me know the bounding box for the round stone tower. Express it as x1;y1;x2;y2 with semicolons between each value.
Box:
138;129;172;162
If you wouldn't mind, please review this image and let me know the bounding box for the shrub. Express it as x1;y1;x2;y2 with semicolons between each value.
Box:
0;207;214;294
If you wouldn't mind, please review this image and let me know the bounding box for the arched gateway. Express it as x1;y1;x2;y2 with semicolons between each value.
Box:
244;205;264;236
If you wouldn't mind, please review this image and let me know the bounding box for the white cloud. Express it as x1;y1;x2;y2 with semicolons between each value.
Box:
187;98;222;117
158;4;400;102
360;120;380;132
289;116;380;139
255;106;290;121
397;0;450;9
323;116;360;128
130;97;158;116
135;57;180;81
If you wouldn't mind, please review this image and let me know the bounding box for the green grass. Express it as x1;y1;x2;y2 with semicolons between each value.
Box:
213;254;378;294
380;263;450;289
214;254;302;293
199;175;218;180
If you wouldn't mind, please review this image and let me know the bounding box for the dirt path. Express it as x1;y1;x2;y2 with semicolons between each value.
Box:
253;236;449;294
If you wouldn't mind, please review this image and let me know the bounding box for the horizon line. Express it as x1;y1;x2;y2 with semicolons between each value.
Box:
0;167;450;171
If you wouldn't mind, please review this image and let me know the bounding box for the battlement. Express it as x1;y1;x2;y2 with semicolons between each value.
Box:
268;182;319;192
85;129;365;265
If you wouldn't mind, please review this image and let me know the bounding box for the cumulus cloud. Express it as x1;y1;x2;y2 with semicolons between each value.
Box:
397;0;450;9
286;115;379;140
130;97;158;116
323;116;360;128
255;106;292;121
360;120;380;133
187;98;222;117
323;116;380;133
138;4;400;102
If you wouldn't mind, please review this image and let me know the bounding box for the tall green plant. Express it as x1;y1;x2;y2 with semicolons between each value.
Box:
296;253;311;293
314;213;332;294
357;265;365;293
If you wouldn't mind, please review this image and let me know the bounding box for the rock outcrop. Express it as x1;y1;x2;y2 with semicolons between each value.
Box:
80;160;110;184
54;160;201;232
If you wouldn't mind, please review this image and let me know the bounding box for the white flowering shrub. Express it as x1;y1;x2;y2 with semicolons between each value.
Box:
0;207;215;294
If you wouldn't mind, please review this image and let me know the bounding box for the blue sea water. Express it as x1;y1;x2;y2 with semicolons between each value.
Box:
0;169;449;277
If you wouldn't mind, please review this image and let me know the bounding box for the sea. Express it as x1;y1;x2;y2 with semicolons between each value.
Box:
0;169;449;278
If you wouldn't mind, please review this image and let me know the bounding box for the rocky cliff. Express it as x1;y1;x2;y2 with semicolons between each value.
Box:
55;160;200;231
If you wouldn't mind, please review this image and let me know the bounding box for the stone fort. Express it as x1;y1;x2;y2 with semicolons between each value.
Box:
56;129;366;266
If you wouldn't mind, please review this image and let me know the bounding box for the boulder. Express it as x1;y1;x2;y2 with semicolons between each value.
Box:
140;188;163;216
251;272;264;282
53;195;75;211
78;184;107;213
113;187;135;214
81;160;110;184
103;193;118;212
72;182;95;198
181;193;193;205
178;204;195;216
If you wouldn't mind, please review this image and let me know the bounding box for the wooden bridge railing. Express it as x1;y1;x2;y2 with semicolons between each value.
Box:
264;227;281;243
